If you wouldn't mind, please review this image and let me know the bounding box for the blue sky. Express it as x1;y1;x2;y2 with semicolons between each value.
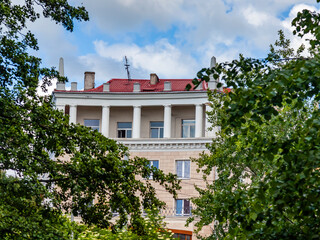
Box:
30;0;319;92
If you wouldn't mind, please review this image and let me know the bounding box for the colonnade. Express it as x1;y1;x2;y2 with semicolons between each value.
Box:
55;104;215;138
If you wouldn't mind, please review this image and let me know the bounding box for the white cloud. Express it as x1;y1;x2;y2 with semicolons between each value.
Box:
81;0;186;33
91;39;198;79
25;0;320;93
243;6;270;27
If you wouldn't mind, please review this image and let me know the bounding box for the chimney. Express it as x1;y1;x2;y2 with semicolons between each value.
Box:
71;82;77;91
150;73;159;85
84;72;95;90
164;81;171;91
133;82;140;92
103;82;110;92
56;82;65;90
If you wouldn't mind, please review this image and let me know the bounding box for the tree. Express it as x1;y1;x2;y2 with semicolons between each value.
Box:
189;1;320;239
77;207;174;240
0;1;180;239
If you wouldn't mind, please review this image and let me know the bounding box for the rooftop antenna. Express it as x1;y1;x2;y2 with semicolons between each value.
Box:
124;56;131;81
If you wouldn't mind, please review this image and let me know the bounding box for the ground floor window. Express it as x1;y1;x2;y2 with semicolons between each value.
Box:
169;229;192;240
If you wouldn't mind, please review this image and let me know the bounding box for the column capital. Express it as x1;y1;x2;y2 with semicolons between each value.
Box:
164;104;172;108
102;105;110;109
133;105;141;109
195;103;203;107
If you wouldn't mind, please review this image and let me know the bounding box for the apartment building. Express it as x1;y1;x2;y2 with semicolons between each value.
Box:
53;57;219;239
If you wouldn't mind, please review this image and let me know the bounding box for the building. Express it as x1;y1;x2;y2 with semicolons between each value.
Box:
53;57;219;239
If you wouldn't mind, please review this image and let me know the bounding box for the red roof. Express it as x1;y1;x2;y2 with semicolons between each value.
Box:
60;78;208;93
54;78;231;93
107;78;207;92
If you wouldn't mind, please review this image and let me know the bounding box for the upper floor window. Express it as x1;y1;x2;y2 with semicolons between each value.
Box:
84;119;100;131
147;160;159;179
176;199;191;216
181;120;195;138
117;122;132;138
150;121;164;138
176;160;190;179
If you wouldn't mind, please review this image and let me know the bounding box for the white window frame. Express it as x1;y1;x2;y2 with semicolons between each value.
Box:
117;122;132;138
150;121;164;138
181;119;195;138
84;119;100;131
176;160;190;179
147;160;159;180
175;199;191;216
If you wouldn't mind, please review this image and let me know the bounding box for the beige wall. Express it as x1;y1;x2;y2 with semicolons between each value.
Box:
130;150;214;210
77;106;102;128
172;105;194;138
109;107;133;138
141;106;163;138
131;149;214;240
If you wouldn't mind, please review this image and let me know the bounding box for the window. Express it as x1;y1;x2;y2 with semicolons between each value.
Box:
117;122;132;138
176;160;190;179
147;160;159;179
181;120;195;138
172;233;191;240
176;199;191;216
170;229;192;240
84;119;100;131
150;121;164;138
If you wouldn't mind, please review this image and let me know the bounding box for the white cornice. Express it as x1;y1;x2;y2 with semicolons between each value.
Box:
53;91;209;106
117;138;212;152
53;90;207;99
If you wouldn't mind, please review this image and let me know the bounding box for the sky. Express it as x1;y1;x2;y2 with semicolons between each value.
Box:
30;0;319;93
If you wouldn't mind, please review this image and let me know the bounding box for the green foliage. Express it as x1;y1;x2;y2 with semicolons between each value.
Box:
0;173;82;239
0;0;180;238
190;2;320;239
78;207;174;240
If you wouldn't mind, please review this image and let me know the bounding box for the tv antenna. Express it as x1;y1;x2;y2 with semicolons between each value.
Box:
124;56;131;81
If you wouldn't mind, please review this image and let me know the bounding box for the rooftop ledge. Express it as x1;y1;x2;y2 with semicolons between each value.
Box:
116;138;212;151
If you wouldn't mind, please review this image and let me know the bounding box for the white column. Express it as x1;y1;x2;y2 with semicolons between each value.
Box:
69;105;77;124
56;105;65;113
164;104;171;138
205;104;215;137
101;106;110;137
195;104;203;138
132;106;141;138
